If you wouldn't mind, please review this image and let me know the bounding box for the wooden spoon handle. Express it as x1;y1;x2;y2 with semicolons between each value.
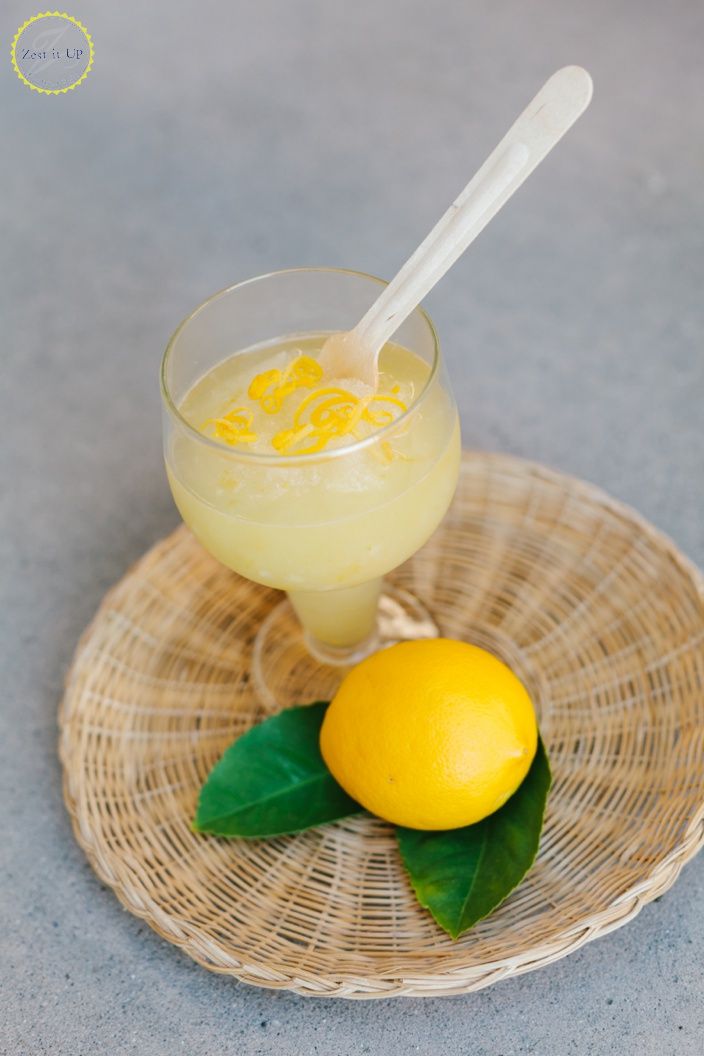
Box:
357;66;593;356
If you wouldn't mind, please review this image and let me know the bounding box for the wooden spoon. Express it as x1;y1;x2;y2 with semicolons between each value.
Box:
319;66;593;387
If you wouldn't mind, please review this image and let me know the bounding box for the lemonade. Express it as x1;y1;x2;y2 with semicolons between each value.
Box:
166;332;460;648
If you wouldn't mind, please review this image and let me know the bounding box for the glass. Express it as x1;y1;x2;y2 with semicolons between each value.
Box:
161;267;461;707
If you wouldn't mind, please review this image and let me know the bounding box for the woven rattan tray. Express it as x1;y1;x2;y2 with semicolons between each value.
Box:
60;451;704;998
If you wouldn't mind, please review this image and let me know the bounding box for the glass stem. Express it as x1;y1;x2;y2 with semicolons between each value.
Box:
288;578;383;664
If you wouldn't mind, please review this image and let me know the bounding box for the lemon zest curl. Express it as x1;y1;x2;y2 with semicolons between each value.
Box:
202;355;409;456
248;355;323;414
207;406;258;446
273;385;408;455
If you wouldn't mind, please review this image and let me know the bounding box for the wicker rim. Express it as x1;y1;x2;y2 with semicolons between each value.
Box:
59;451;704;998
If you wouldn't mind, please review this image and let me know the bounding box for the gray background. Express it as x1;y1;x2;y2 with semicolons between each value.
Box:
2;1;703;1053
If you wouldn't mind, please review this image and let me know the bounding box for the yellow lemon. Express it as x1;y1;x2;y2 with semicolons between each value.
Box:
320;639;537;830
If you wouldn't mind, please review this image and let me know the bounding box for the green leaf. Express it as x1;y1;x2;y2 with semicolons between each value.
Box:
396;737;551;939
194;702;362;838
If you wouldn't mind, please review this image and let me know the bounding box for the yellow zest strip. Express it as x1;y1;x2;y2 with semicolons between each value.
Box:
273;386;408;455
363;394;408;427
202;354;409;455
206;406;258;446
248;355;323;414
293;387;365;426
271;423;329;455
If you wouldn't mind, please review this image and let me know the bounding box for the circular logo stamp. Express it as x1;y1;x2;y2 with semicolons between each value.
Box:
11;12;93;94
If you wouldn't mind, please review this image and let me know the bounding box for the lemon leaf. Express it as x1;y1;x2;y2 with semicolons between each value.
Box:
396;737;551;939
194;702;362;838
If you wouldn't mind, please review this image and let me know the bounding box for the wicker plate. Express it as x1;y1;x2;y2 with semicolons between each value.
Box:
60;452;704;998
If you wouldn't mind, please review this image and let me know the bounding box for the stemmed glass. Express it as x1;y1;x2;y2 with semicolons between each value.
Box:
161;267;460;707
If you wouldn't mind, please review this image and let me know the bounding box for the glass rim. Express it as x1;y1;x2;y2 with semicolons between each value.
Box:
160;265;442;465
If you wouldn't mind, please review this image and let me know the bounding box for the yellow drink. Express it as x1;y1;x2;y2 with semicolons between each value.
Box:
166;334;460;648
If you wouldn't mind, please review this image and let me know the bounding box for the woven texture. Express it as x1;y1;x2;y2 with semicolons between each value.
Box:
60;452;704;998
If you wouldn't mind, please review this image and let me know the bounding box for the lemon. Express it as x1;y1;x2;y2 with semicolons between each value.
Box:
319;639;537;830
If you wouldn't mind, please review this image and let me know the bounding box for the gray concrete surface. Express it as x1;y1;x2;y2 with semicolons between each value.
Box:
2;1;703;1052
